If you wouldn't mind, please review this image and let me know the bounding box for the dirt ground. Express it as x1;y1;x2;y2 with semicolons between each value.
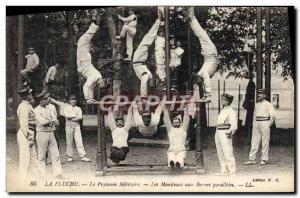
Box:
6;130;294;178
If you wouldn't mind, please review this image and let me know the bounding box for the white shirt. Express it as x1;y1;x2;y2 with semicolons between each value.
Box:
107;108;132;148
64;104;83;125
133;105;162;136
17;100;35;136
255;100;276;122
25;53;39;69
170;47;184;67
217;106;237;131
34;105;56;132
45;66;57;83
121;14;137;27
164;109;190;152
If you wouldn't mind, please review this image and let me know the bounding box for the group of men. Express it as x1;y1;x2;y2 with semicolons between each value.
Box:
17;87;90;179
16;6;276;178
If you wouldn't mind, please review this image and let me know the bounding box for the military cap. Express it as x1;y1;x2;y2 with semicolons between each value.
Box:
28;47;35;50
115;113;124;121
222;93;234;103
257;89;267;95
17;87;32;95
68;95;77;100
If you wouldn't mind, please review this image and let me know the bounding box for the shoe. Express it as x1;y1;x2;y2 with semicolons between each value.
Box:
229;172;236;177
260;160;268;165
186;145;196;151
55;175;67;180
123;57;131;61
200;96;211;102
116;35;121;40
92;10;101;25
81;157;91;162
175;162;181;169
86;99;97;104
169;160;175;168
67;157;73;162
214;172;228;176
243;160;256;165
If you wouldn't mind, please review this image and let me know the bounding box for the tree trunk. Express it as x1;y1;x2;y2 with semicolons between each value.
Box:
66;11;79;99
106;8;124;99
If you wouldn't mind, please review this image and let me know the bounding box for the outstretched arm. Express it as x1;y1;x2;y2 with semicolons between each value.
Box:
152;103;162;125
133;102;143;127
163;106;172;132
125;105;133;131
118;14;136;22
182;103;190;131
107;107;117;131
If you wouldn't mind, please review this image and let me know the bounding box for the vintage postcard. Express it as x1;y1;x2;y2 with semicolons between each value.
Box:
6;6;295;192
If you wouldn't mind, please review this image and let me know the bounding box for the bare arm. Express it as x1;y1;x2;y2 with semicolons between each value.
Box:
107;108;117;131
182;105;190;132
125;105;133;131
118;14;135;22
133;103;143;127
152;104;162;125
163;107;172;132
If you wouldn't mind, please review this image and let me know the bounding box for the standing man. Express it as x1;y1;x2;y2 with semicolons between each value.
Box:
107;105;133;164
215;94;237;176
16;87;39;178
77;9;110;104
170;40;184;91
34;93;64;179
64;95;91;162
132;101;162;137
244;89;276;165
20;47;39;82
163;100;190;169
188;7;218;102
154;29;166;84
132;9;162;99
116;8;137;61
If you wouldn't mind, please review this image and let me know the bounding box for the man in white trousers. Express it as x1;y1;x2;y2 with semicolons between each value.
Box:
163;100;190;169
132;10;163;99
188;7;218;102
64;95;91;162
77;10;110;104
215;94;237;176
244;89;276;165
16;87;39;178
116;8;137;61
34;93;64;179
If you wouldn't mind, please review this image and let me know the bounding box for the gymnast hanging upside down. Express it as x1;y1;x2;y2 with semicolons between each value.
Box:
76;9;111;104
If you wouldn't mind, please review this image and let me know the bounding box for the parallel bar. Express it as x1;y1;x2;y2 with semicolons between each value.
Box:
265;7;271;101
238;84;241;124
95;106;104;176
101;110;107;168
89;100;211;105
195;102;204;174
164;6;171;99
256;7;263;90
187;23;192;90
218;80;221;114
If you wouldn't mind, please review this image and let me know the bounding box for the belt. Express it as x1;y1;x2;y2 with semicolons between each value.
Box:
132;61;145;65
29;126;36;131
217;124;231;130
256;116;270;121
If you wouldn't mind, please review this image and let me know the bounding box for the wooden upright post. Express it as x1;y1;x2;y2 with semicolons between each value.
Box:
265;7;271;101
187;24;192;91
17;15;24;105
164;6;171;99
218;79;220;114
196;82;205;174
256;7;263;90
96;105;105;176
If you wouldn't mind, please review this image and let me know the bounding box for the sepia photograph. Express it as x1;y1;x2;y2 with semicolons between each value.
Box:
5;5;295;193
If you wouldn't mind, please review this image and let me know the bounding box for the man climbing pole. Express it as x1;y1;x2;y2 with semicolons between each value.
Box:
116;8;137;61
